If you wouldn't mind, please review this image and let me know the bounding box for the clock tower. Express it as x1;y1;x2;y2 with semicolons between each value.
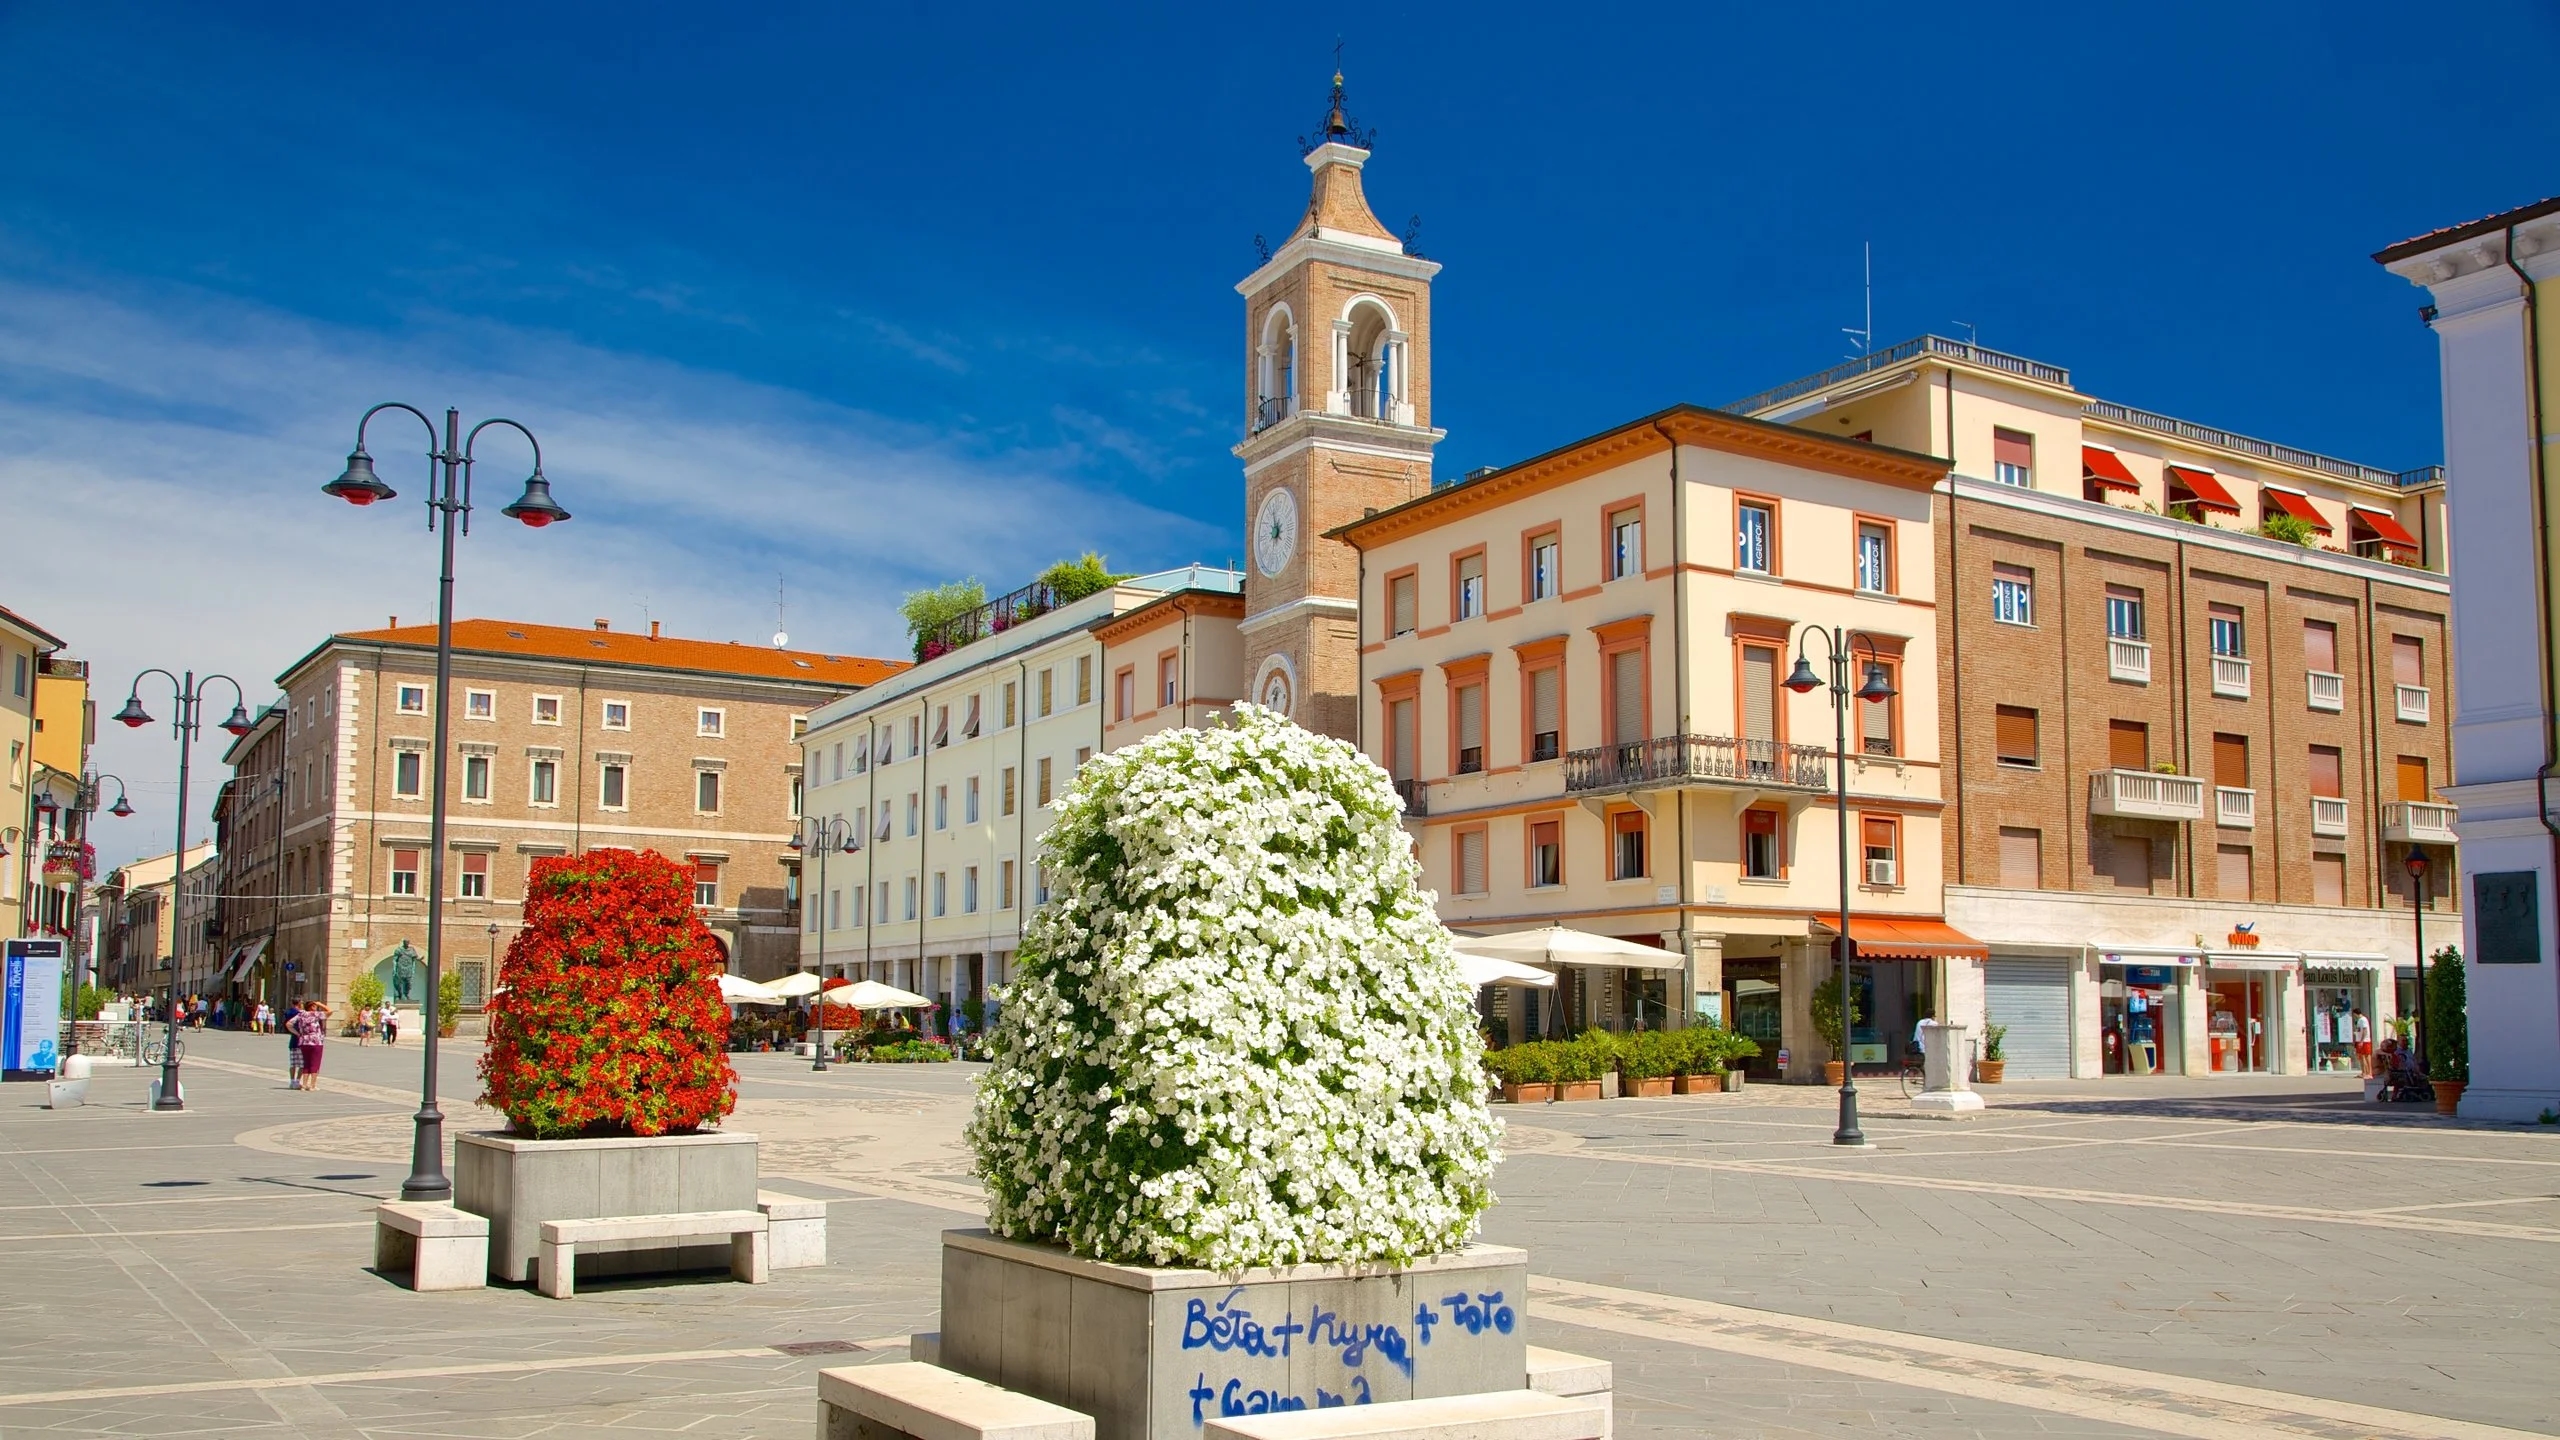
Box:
1234;74;1442;741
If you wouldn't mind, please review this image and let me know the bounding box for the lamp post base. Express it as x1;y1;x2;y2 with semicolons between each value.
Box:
401;1103;453;1202
1832;1080;1867;1147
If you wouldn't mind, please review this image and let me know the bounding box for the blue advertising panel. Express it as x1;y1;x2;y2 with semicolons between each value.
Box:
4;938;68;1075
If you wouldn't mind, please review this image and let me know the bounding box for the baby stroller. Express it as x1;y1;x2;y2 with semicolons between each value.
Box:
2377;1039;2432;1103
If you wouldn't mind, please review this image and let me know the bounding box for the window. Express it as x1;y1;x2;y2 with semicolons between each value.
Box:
933;705;949;748
698;708;725;738
532;695;561;725
397;684;428;715
390;849;420;896
2104;585;2146;640
1741;808;1781;879
964;866;979;914
1611;811;1646;880
2108;720;2149;772
825;890;840;931
2308;745;2344;799
460;852;489;900
1998;827;2042;889
1076;657;1093;706
966;776;981;824
2218;845;2254;900
849;886;864;926
1000;859;1016;910
791;714;810;740
1991;564;2034;626
530;758;557;805
1388;574;1418;636
2312;852;2347;907
852;741;868;776
1994;706;2038;767
1159;654;1177;707
1034;865;1048;905
1608;647;1646;747
1528;666;1560;762
2303;619;2339;673
465;689;495;721
1529;819;1562;887
463;754;491;802
1455;552;1486;620
1739;643;1779;747
902;878;917;921
696;770;722;814
1455;829;1487;895
600;763;627;809
2106;829;2166;901
878;880;890;920
1734;502;1771;574
1036;758;1053;807
601;700;630;730
2393;634;2423;687
2214;733;2250;788
1075;745;1091;769
905;792;918;835
1115;667;1136;722
934;784;948;830
828;742;844;782
693;862;720;908
2208;604;2245;657
906;715;920;757
1528;533;1560;602
1855;522;1892;594
1001;766;1017;816
394;750;424;798
1859;657;1898;756
1861;816;1900;887
875;799;891;840
1038;669;1054;717
6;652;20;698
1454;683;1485;774
932;871;947;918
2397;754;2431;802
1611;507;1645;579
1002;681;1018;729
1992;428;2033;487
1385;695;1419;781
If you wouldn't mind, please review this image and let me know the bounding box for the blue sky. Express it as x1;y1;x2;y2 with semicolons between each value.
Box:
4;0;2555;860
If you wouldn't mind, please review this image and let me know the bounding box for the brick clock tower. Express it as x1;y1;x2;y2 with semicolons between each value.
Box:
1234;75;1443;742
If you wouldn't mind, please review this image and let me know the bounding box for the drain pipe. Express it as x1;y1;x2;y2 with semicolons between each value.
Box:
1654;420;1693;1021
2502;224;2560;892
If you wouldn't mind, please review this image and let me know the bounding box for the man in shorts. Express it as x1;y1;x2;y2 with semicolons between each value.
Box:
2351;1008;2375;1074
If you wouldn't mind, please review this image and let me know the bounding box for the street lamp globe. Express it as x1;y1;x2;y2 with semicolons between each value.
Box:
323;447;397;506
221;703;254;736
2404;850;2431;884
500;470;571;528
1783;655;1824;694
1856;662;1896;704
112;694;152;728
110;796;135;818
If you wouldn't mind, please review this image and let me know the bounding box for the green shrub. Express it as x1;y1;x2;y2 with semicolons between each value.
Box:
1486;1043;1557;1087
1551;1031;1619;1083
2425;945;2467;1084
1036;552;1131;602
347;973;387;1010
1616;1029;1681;1081
1810;975;1860;1058
1672;1023;1758;1075
69;983;111;1022
2259;512;2318;547
1983;1021;2008;1062
866;1037;955;1064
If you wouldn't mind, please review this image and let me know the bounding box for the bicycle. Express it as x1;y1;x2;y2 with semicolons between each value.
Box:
141;1033;185;1068
1895;1044;1926;1099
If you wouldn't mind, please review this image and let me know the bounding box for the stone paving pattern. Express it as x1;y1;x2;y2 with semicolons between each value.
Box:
4;1030;2555;1437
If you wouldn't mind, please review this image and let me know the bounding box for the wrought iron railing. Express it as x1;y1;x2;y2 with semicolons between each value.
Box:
1253;395;1294;433
917;579;1066;663
1722;335;2071;417
1393;778;1428;816
1563;734;1829;794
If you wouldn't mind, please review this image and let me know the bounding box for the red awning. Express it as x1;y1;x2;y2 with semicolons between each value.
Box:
2350;506;2420;548
2164;465;2241;515
1816;916;1990;961
2262;488;2332;532
2081;446;2141;493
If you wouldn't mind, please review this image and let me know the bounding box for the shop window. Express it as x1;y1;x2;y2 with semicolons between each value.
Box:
1611;811;1647;880
390;849;419;897
1994;706;2038;767
1741;808;1781;879
459;852;489;900
1998;827;2041;889
1529;819;1563;887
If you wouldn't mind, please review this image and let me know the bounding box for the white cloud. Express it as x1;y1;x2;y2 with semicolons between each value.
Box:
0;274;1223;868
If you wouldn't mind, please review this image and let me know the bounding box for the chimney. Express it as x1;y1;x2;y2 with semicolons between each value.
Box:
389;615;398;629
649;620;662;640
593;618;609;632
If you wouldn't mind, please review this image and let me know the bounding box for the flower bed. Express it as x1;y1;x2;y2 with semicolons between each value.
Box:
966;705;1500;1270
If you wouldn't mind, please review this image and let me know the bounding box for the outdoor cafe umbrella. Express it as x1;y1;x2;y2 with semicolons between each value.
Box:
821;979;931;1009
1455;952;1557;990
717;973;782;1005
1450;923;1682;970
763;971;825;999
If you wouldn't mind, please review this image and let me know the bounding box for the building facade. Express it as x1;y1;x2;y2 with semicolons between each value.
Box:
1730;336;2456;1079
797;569;1243;1014
229;617;897;1012
2379;196;2560;1120
3;603;76;945
96;841;217;994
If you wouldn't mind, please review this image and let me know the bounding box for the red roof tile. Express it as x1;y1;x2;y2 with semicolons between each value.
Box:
328;618;906;688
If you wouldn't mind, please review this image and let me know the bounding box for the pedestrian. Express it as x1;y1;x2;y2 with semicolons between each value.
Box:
2351;1008;2375;1075
282;1001;303;1086
293;1004;326;1092
381;1005;399;1047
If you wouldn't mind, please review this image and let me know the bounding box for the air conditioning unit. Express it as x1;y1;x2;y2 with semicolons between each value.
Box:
1865;858;1898;887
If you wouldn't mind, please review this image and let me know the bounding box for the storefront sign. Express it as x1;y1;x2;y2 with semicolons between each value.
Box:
2123;965;2176;990
4;939;67;1076
2474;872;2542;963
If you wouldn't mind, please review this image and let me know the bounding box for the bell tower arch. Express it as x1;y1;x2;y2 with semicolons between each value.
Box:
1234;73;1443;741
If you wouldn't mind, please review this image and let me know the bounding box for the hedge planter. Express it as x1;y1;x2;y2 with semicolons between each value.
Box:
1501;1082;1553;1105
455;1130;758;1284
1823;1061;1847;1087
939;1228;1528;1440
1977;1060;2007;1085
1671;1074;1718;1096
1557;1080;1603;1102
1625;1076;1673;1099
2432;1079;2465;1116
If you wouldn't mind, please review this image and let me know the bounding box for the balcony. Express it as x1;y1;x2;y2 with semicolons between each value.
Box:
2215;786;2256;829
2382;801;2457;844
2211;655;2251;699
1252;394;1295;434
2396;684;2431;724
2307;670;2345;712
1393;778;1429;817
1564;734;1829;796
2088;768;2206;821
2311;796;2351;837
2108;638;2151;684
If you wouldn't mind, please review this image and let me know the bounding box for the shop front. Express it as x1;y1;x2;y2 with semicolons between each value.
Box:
2097;950;2196;1077
2203;952;2299;1074
2302;953;2388;1075
1820;917;1985;1075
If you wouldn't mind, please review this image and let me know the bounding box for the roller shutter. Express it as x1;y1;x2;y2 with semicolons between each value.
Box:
1983;957;2072;1080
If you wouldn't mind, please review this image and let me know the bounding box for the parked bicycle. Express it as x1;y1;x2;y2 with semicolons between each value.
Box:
1896;1043;1927;1099
141;1033;185;1068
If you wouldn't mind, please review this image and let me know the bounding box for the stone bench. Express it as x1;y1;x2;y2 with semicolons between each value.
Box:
1526;1348;1613;1439
816;1360;1093;1440
374;1201;490;1292
1205;1390;1606;1440
761;1190;828;1270
537;1209;767;1299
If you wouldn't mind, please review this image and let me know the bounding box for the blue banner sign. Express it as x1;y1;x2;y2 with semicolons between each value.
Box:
4;938;68;1075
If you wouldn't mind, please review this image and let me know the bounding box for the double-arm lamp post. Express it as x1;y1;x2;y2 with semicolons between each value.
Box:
1783;625;1897;1149
789;816;858;1071
2405;850;2431;1070
111;676;254;1110
325;403;569;1202
25;769;133;989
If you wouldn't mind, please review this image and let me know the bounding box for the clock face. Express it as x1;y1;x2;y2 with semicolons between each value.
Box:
1261;670;1292;715
1253;486;1299;578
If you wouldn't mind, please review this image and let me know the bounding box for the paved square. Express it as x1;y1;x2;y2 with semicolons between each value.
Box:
5;1032;2554;1437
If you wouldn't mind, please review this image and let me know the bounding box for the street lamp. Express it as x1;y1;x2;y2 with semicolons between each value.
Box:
1784;625;1897;1148
2404;849;2431;1073
327;403;566;1202
112;673;253;1110
22;767;131;995
791;816;858;1071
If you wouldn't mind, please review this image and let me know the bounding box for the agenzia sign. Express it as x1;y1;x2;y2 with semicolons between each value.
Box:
4;938;68;1077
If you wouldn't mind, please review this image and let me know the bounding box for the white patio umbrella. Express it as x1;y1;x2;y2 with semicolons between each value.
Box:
717;973;782;1005
822;979;931;1009
1456;952;1557;989
763;971;825;998
1452;923;1682;970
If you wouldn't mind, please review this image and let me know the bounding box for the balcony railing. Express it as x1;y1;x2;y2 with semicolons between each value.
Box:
2311;796;2351;837
2307;670;2345;713
2084;400;2423;491
2088;768;2206;821
1563;734;1829;795
917;578;1067;663
2382;801;2457;844
2108;638;2152;684
1721;335;2072;417
1393;778;1428;816
1252;394;1295;434
2215;786;2256;829
2211;655;2251;699
2396;684;2431;724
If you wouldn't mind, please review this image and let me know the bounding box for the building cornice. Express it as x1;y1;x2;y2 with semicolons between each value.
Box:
1236;412;1445;471
1949;475;2451;594
1240;594;1360;632
1093;588;1249;646
1236;234;1441;298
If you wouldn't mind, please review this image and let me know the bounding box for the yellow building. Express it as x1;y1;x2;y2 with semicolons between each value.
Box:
4;603;91;949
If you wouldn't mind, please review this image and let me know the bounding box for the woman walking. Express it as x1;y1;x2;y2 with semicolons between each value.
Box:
292;1003;326;1092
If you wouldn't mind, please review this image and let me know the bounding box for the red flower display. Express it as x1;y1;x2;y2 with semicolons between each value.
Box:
479;849;738;1139
815;1002;864;1032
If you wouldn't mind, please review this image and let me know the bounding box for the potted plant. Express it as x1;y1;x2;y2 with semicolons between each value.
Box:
1670;1027;1720;1095
1978;1020;2008;1084
1618;1030;1677;1098
1553;1032;1611;1101
346;973;387;1035
1811;974;1860;1086
2426;944;2467;1115
1489;1042;1554;1104
437;967;463;1037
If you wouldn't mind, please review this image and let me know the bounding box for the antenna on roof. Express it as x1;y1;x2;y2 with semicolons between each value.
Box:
1842;241;1872;362
1952;320;1977;349
771;575;789;649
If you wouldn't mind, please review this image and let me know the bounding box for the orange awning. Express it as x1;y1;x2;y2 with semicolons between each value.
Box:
2081;446;2140;493
2263;487;2332;532
2350;505;2420;548
1816;916;1990;961
2164;464;2241;515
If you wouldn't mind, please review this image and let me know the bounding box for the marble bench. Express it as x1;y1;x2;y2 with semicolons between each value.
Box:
760;1190;828;1270
1525;1348;1613;1439
817;1360;1093;1440
374;1201;490;1292
537;1209;767;1299
1205;1390;1607;1440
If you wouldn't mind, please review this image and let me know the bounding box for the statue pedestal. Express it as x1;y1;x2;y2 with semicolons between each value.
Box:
1909;1020;1986;1113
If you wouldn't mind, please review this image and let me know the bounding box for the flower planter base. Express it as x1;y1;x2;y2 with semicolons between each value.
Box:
1977;1060;2006;1085
1501;1082;1553;1105
1625;1076;1674;1099
1558;1080;1603;1102
2432;1079;2465;1116
1671;1074;1717;1096
455;1130;759;1285
1823;1061;1846;1087
937;1228;1529;1440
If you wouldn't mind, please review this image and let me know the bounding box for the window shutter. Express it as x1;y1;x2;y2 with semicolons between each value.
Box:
1531;667;1560;737
1740;646;1776;742
1389;699;1416;780
1997;827;2040;888
2107;721;2148;772
2213;733;2249;788
1458;685;1484;750
2392;635;2422;687
1391;576;1417;635
2308;745;2344;798
2218;845;2253;899
1458;831;1486;894
2303;621;2338;673
1859;670;1892;753
1611;649;1645;745
2397;754;2430;802
2312;853;2346;906
1994;705;2037;764
1993;429;2033;469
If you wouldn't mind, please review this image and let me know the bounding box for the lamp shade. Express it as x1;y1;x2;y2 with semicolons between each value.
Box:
500;471;570;527
112;695;152;728
1856;662;1896;704
2404;849;2431;880
1783;655;1823;694
110;796;134;817
33;792;57;817
221;703;253;736
323;447;397;506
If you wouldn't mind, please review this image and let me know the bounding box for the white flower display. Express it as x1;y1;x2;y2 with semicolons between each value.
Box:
967;704;1502;1269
